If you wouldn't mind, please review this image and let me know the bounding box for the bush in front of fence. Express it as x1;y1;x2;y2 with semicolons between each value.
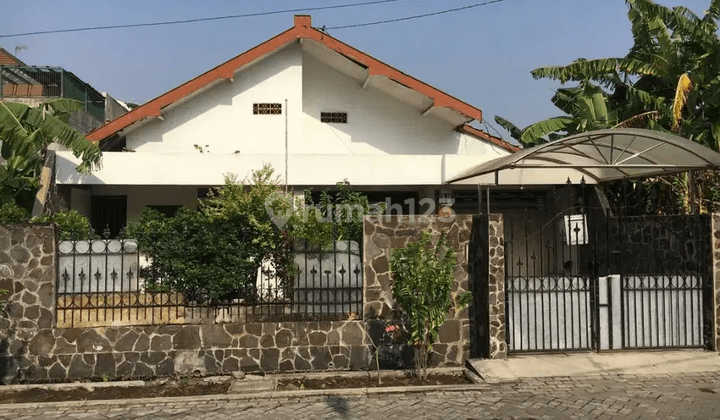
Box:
127;206;276;303
34;209;94;241
390;230;471;380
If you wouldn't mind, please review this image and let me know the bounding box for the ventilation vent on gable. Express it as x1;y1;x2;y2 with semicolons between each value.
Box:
321;112;348;123
253;103;282;115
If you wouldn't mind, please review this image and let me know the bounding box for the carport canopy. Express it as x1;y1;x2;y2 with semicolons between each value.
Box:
447;128;720;185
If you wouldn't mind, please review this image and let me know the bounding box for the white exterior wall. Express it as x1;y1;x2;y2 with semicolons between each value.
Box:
301;53;454;155
300;53;508;157
122;43;508;159
57;152;507;187
125;43;303;155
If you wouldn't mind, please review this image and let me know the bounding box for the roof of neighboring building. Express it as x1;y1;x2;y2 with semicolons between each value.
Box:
87;15;486;143
459;124;521;153
0;48;27;66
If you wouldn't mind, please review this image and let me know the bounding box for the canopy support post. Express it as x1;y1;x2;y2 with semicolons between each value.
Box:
477;184;482;215
689;170;697;214
486;187;490;215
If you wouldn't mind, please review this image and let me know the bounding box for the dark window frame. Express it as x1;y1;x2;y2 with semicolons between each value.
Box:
91;195;127;238
320;112;348;123
253;103;282;115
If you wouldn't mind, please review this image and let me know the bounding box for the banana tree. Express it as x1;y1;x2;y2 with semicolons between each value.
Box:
495;84;627;147
496;0;720;212
516;0;720;151
0;99;101;213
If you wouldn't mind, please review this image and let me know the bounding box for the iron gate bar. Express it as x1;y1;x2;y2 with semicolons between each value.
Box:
616;215;708;350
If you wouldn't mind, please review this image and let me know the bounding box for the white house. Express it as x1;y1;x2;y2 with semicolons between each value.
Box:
54;15;517;235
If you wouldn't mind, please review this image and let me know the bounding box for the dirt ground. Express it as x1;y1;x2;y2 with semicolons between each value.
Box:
0;372;472;404
0;377;230;404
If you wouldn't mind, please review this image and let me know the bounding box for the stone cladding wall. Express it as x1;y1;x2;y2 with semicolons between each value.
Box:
487;214;507;359
0;223;372;383
363;215;472;367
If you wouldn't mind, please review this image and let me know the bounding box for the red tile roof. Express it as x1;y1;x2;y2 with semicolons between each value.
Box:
0;48;27;66
87;15;484;142
459;125;520;153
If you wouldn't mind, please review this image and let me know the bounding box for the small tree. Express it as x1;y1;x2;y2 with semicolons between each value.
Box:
390;230;471;379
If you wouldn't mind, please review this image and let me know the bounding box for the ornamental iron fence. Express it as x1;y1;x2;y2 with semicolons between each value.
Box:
56;235;363;327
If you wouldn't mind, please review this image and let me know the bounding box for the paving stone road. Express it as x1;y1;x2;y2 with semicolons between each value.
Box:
1;372;719;419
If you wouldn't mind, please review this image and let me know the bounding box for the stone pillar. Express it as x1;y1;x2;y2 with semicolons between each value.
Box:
0;223;57;383
487;214;506;359
363;215;472;367
712;213;720;351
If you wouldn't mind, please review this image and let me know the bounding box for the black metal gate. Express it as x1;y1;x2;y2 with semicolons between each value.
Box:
610;215;712;349
504;204;601;353
497;187;712;355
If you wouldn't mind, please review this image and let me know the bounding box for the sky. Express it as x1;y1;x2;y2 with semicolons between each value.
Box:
0;0;712;141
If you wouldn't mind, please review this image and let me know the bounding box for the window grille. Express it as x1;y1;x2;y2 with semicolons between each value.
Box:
321;112;348;123
253;103;282;115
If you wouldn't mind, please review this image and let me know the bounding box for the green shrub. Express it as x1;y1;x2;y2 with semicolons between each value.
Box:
127;165;294;302
390;231;471;379
126;164;377;303
296;181;382;247
127;207;269;302
0;202;29;224
34;209;93;240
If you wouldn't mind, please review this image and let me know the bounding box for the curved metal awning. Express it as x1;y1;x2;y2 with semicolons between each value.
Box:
447;128;720;186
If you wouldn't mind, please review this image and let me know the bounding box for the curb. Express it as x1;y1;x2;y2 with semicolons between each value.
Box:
0;383;492;410
0;367;487;409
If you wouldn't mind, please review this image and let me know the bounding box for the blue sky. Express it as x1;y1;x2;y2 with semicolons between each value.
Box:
0;0;711;140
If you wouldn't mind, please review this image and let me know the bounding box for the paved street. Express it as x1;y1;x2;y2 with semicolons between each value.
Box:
1;372;719;419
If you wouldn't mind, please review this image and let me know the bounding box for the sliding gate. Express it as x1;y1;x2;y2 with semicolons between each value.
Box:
504;209;711;354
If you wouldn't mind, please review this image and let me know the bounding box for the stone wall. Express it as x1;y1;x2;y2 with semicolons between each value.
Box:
467;214;506;360
0;223;57;383
0;223;373;383
487;214;507;359
1;215;483;383
363;215;472;367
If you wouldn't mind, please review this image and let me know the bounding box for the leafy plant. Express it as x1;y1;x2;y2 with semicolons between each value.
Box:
0;202;29;225
127;165;295;302
33;210;94;240
127;207;266;302
126;165;377;304
496;0;720;213
389;231;471;380
296;181;383;248
0;99;101;213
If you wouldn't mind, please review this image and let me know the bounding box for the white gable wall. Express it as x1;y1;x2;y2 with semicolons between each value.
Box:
301;52;458;155
122;41;506;158
125;42;303;155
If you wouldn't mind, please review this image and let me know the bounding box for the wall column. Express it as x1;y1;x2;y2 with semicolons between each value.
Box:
487;214;507;359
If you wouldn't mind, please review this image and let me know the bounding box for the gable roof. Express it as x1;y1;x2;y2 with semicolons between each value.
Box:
0;47;28;66
87;15;485;143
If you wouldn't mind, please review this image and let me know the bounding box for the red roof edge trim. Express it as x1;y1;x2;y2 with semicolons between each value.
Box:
87;27;299;141
300;26;482;122
460;125;520;153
